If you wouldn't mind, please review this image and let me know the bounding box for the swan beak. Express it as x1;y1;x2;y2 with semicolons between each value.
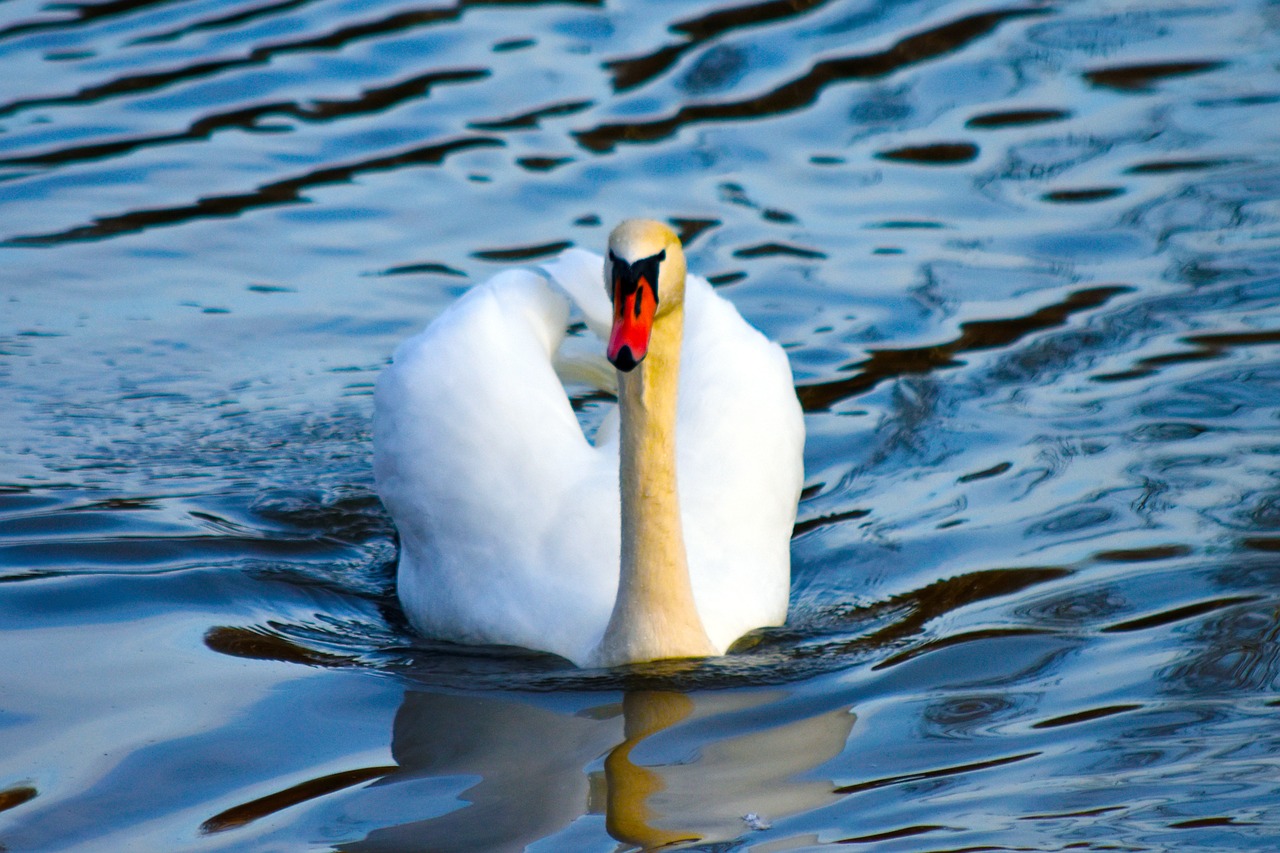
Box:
607;273;657;372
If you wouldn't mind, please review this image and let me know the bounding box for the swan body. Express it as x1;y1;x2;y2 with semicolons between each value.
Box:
373;221;804;667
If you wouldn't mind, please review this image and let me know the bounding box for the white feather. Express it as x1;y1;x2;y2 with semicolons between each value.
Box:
374;253;804;666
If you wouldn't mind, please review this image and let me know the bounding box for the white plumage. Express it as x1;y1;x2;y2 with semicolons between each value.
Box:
374;244;804;666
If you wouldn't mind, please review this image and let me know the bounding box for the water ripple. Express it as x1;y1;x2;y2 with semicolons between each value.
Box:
6;135;502;244
575;7;1047;152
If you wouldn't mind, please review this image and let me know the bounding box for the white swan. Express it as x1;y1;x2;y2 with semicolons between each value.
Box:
373;220;804;667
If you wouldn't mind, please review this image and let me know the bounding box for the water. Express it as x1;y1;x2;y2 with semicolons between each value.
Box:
3;0;1280;849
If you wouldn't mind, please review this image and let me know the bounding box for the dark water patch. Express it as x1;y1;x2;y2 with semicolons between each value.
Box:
858;567;1073;651
203;600;408;666
957;461;1012;483
1094;327;1280;382
471;240;573;262
44;49;97;62
792;507;871;537
493;37;537;53
605;0;834;92
1030;703;1143;729
798;285;1130;412
201;764;397;835
1021;805;1126;820
833;751;1040;795
1129;422;1208;442
876;142;979;165
1198;92;1280;109
515;155;574;172
706;270;748;286
468;98;594;131
0;784;37;814
1084;59;1226;92
377;262;468;278
835;823;950;844
733;242;827;260
249;489;391;547
1042;187;1126;203
718;180;756;208
1102;596;1263;634
1188;329;1280;350
575;7;1048;151
204;624;357;668
868;219;946;229
1092;544;1193;563
875;627;1054;670
1126;158;1234;174
669;217;719;246
5;136;503;245
966;107;1071;128
1169;816;1259;829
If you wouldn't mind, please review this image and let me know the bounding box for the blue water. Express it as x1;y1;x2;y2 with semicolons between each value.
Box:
3;0;1280;850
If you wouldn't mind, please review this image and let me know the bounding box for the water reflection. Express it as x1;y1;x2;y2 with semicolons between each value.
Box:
201;686;853;851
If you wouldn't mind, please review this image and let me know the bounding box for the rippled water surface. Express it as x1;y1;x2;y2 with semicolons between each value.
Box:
4;0;1280;849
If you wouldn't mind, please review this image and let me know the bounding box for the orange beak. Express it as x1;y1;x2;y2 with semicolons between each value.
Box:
607;272;657;372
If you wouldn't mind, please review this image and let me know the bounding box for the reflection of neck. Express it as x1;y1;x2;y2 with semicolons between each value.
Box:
605;691;698;848
593;302;715;668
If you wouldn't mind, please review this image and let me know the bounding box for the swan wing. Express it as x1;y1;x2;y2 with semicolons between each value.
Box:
542;248;612;339
678;273;805;650
373;270;619;664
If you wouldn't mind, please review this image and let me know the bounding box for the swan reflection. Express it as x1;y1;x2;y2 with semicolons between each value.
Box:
205;682;853;851
363;687;852;851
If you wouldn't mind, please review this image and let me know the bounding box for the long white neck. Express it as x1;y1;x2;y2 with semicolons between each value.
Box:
591;302;716;667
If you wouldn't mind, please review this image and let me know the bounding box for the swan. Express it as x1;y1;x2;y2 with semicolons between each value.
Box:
373;219;804;667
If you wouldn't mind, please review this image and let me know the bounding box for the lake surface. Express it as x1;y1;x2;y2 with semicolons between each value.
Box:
3;0;1280;850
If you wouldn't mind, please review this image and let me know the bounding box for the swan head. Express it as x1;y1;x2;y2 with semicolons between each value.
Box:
604;219;687;372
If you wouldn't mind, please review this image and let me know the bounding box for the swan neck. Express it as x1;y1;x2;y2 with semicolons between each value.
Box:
593;302;715;667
